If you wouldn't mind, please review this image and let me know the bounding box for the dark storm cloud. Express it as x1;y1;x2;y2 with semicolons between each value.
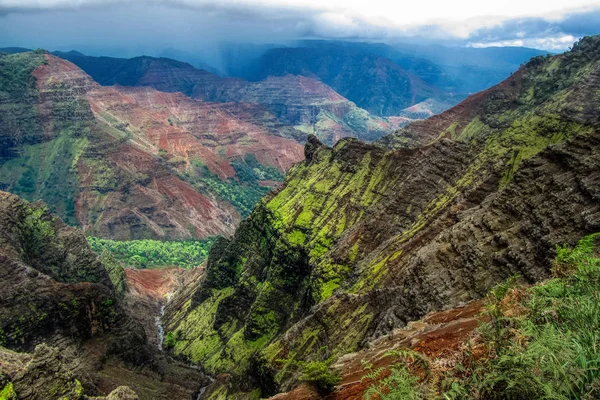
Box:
0;0;599;53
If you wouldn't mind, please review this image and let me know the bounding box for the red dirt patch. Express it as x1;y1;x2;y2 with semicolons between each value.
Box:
125;267;183;300
270;300;484;400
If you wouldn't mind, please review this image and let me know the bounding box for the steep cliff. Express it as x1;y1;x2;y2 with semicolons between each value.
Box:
163;36;600;398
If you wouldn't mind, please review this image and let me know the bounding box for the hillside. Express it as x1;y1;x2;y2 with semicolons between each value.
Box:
243;46;447;117
161;36;600;398
214;75;396;144
0;51;304;240
0;191;207;399
53;51;396;144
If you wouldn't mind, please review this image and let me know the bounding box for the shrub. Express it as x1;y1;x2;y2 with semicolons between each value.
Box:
361;233;600;400
298;358;341;395
164;331;176;349
88;237;217;269
362;350;429;400
16;206;55;262
0;382;17;400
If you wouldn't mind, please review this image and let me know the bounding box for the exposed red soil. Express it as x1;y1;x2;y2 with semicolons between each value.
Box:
123;266;206;349
124;267;185;300
86;85;304;178
270;300;484;400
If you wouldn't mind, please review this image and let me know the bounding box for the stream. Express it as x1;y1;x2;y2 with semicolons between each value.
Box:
195;376;215;400
155;303;166;351
153;289;214;399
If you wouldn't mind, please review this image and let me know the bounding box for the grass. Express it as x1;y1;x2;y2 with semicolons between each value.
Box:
182;155;283;218
362;233;600;400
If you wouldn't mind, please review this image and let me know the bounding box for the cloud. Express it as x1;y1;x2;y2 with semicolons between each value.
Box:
0;0;599;52
465;7;600;50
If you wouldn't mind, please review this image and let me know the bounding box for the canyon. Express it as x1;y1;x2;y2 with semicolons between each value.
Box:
0;52;304;240
160;36;600;398
1;35;599;400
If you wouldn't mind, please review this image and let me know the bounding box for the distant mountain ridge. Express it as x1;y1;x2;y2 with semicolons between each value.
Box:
228;40;547;117
239;45;449;116
16;42;548;125
53;50;398;144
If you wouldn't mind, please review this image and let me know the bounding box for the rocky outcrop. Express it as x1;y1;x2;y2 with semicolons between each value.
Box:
163;36;600;397
0;344;91;400
0;191;125;348
269;300;484;400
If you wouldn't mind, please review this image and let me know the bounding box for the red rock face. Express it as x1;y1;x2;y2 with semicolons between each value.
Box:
86;85;304;177
31;55;304;240
268;301;484;400
52;52;397;145
194;74;396;145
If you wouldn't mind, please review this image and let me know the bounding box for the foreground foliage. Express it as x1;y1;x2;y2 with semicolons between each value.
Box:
88;237;217;268
364;233;600;399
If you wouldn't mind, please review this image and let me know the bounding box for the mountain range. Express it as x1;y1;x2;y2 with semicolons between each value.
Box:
225;40;547;116
0;41;546;242
51;50;399;144
0;51;303;240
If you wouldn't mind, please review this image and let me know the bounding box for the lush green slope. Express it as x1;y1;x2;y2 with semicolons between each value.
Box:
0;50;85;225
163;36;600;398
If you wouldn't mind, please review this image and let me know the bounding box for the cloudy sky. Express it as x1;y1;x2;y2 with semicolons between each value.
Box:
1;0;599;56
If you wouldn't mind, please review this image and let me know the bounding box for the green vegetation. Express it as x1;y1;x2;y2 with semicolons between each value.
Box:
0;51;89;226
362;351;423;400
296;356;341;395
182;154;284;218
0;50;46;102
15;206;55;262
0;128;87;226
363;233;600;400
0;382;17;400
88;237;217;268
164;331;176;349
97;251;128;297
